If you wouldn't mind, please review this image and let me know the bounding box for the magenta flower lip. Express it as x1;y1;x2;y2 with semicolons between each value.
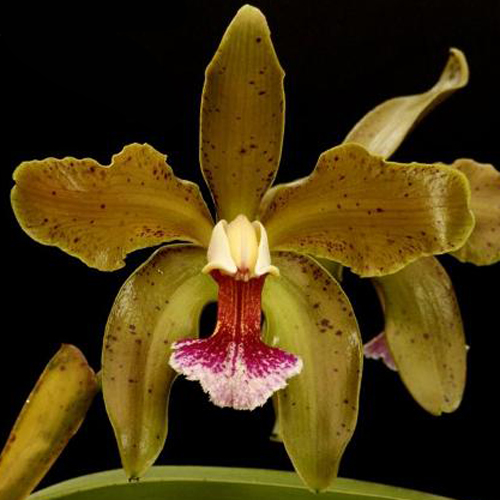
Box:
170;270;302;410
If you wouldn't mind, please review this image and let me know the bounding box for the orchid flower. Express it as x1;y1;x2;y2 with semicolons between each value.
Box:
10;5;475;491
336;48;500;416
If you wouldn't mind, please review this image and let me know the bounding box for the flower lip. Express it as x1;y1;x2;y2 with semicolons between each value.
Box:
364;332;397;371
169;270;302;410
202;214;279;281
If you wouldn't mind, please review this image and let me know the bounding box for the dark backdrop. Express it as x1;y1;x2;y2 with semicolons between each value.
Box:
1;2;499;500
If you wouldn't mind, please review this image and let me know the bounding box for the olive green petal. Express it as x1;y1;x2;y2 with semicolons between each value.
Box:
102;245;217;479
270;396;283;443
344;49;468;158
449;159;500;265
0;345;98;500
12;143;214;271
316;258;344;282
374;257;466;415
263;252;362;492
260;143;473;277
200;5;285;221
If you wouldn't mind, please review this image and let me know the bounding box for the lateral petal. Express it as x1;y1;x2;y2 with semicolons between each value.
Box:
450;159;500;265
344;48;468;158
260;143;474;277
374;257;467;415
200;5;285;220
12;143;214;271
102;245;217;479
262;252;362;491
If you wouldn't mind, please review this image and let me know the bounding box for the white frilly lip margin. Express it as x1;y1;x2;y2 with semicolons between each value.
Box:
170;338;303;410
202;215;279;278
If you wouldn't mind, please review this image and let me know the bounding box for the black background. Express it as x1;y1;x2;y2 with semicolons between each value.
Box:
1;2;499;500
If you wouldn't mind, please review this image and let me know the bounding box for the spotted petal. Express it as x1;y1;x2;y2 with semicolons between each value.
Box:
344;48;468;159
260;143;474;277
200;5;285;221
102;245;217;479
12;143;214;271
262;252;362;492
0;345;97;500
373;257;467;415
449;159;500;265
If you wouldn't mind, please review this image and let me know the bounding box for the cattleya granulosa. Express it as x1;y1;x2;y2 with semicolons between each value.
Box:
1;4;479;496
